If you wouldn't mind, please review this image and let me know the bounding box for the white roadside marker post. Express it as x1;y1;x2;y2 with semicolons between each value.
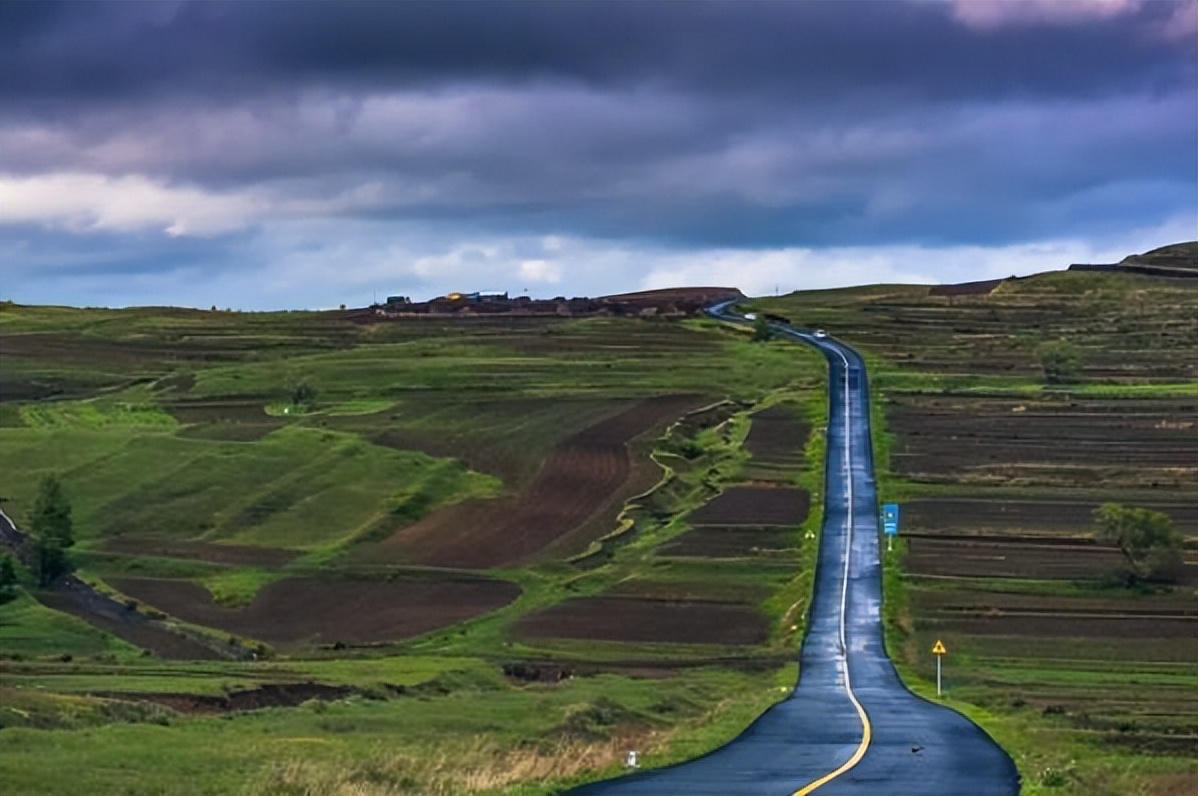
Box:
626;750;639;769
932;639;947;696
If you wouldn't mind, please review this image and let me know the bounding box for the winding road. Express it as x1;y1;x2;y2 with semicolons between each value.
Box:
567;305;1020;795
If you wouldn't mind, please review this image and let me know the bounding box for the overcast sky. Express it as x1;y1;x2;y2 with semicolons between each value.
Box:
2;0;1194;309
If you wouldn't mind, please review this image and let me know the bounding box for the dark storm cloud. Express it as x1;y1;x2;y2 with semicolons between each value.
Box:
1;0;1194;309
2;1;1192;107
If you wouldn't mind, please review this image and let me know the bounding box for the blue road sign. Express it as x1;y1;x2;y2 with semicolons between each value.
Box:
882;503;900;536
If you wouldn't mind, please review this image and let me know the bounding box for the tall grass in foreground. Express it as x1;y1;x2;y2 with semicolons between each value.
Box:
246;733;664;796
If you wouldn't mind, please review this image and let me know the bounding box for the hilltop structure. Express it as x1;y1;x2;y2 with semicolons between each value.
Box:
370;287;743;319
1070;241;1198;279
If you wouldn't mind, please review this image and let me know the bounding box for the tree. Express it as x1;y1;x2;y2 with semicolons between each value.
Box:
290;380;317;410
1094;503;1184;584
750;315;773;343
30;538;71;587
28;474;75;587
1035;339;1079;384
0;553;19;603
30;474;73;549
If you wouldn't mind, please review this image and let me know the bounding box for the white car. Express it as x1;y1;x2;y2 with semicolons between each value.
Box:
814;329;828;338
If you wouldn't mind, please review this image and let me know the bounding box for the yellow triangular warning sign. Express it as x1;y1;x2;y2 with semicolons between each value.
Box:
931;640;947;655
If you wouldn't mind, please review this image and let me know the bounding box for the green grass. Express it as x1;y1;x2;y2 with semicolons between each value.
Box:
18;399;178;430
0;594;142;662
0;425;500;551
0;664;790;796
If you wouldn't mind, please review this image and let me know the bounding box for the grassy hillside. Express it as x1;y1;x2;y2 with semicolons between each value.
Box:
0;303;825;794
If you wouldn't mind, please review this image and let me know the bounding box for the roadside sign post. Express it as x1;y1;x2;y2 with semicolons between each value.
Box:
932;639;947;696
882;503;899;552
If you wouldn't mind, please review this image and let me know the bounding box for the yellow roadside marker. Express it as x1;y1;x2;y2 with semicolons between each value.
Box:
933;639;947;695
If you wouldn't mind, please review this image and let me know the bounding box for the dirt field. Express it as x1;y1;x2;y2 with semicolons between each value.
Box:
380;395;704;568
743;403;810;468
167;399;286;442
513;596;769;646
110;576;520;647
37;592;224;660
687;486;810;527
101;682;352;715
659;526;797;558
903;498;1198;537
905;534;1198;584
887;395;1198;488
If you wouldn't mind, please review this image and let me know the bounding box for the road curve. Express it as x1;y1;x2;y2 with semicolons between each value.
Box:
565;305;1019;795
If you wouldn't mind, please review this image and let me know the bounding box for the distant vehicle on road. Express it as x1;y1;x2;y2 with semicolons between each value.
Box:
814;329;828;338
744;313;758;321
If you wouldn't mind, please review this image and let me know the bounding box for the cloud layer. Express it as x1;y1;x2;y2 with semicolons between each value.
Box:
1;1;1194;308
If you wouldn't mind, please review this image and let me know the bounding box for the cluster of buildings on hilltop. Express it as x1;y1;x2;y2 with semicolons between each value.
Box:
371;287;742;319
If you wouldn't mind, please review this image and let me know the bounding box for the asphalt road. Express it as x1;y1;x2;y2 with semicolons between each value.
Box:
566;306;1019;795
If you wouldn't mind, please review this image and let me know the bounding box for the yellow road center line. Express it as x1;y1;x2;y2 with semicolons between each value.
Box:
792;685;872;795
792;343;873;795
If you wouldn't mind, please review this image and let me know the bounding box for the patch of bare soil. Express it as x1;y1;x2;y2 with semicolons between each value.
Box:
887;396;1198;488
928;278;1005;297
381;395;704;568
688;486;810;527
744;403;810;468
922;609;1195;639
514;597;769;646
109;576;520;648
905;534;1198;586
903;499;1198;536
37;591;224;661
99;682;352;715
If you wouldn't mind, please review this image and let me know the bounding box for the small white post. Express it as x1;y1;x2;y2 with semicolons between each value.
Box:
626;750;639;769
936;655;942;697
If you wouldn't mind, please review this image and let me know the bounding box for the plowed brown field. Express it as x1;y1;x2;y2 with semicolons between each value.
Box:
888;396;1198;488
110;576;519;647
513;597;768;646
905;534;1198;584
37;592;223;661
743;403;810;467
688;486;810;527
659;526;796;558
903;498;1198;537
380;395;703;568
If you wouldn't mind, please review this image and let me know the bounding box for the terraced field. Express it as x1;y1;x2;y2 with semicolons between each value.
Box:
111;575;521;648
379;394;706;568
0;300;828;795
4;262;1194;795
759;265;1198;795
